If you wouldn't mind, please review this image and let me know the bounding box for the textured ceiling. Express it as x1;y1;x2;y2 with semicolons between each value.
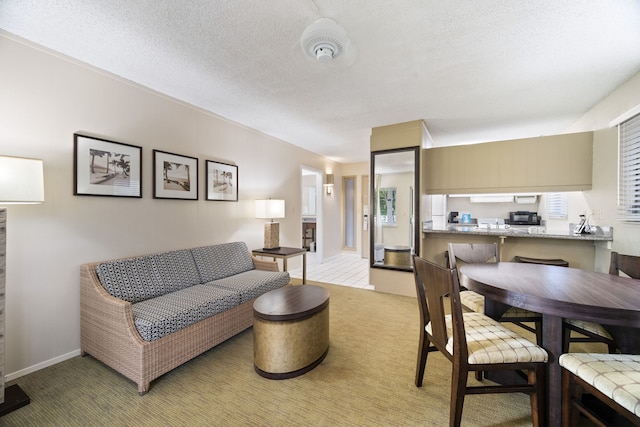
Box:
2;1;640;163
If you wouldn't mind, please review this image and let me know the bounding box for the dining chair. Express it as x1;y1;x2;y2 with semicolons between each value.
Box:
412;255;548;427
560;353;640;426
563;252;640;353
447;243;543;345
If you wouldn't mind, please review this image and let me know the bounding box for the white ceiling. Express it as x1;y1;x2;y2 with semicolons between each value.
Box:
2;1;640;163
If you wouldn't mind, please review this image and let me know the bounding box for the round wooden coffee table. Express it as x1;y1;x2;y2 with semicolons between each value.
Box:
253;285;329;379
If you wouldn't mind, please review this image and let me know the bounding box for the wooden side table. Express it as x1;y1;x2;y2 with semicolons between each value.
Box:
252;247;307;284
253;285;329;379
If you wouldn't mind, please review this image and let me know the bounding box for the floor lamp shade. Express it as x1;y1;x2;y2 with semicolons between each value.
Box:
255;199;285;249
0;155;43;415
0;156;45;204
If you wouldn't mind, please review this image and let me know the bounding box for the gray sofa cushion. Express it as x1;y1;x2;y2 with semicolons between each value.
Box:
131;285;240;342
151;249;201;292
208;270;290;303
191;242;255;282
96;249;201;303
96;255;162;303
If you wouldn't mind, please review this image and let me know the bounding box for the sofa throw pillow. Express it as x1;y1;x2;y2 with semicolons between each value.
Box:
192;242;254;282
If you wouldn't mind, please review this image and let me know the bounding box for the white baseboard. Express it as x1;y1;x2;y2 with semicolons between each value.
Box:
5;349;82;382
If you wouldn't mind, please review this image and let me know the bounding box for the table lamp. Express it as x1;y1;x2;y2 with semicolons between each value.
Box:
255;199;285;250
0;155;44;415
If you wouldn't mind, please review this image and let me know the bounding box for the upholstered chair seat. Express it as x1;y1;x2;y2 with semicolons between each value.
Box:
564;319;614;340
560;353;640;425
428;312;548;364
460;291;543;320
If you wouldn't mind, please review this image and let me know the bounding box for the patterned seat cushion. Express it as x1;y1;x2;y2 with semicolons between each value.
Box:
426;312;548;364
131;284;240;341
208;270;290;303
191;242;255;282
560;353;640;417
564;319;613;339
460;290;541;319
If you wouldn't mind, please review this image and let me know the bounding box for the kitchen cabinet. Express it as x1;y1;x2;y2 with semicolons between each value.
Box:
423;131;593;194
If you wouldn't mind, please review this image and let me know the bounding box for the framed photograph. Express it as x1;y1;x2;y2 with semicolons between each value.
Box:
74;133;142;198
153;150;198;200
206;160;238;201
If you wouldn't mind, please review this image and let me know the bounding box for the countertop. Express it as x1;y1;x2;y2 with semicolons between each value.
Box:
423;224;613;241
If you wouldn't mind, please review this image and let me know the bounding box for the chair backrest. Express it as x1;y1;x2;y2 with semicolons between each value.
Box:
609;251;640;279
447;242;498;269
412;255;467;360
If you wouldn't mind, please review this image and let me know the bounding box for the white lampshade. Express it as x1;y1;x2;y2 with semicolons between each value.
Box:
255;199;285;220
0;156;45;204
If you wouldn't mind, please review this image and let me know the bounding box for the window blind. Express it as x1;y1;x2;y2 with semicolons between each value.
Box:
619;113;640;221
546;193;568;219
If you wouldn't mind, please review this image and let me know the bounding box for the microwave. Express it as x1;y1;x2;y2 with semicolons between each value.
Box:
509;211;540;225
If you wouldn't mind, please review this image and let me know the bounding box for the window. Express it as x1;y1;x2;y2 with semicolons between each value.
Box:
375;187;396;225
619;113;640;222
546;193;568;219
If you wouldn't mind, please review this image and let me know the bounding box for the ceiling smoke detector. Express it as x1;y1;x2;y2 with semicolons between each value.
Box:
301;18;350;63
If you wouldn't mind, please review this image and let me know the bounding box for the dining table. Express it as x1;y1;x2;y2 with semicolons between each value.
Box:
459;262;640;427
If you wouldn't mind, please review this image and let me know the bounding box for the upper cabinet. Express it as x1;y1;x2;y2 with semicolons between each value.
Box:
423;131;593;194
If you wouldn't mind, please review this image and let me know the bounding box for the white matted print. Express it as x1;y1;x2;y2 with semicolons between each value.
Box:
206;160;238;201
74;133;142;198
153;150;198;200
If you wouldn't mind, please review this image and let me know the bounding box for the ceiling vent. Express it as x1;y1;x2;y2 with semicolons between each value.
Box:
301;18;350;63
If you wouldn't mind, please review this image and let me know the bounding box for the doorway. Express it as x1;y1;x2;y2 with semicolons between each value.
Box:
301;166;323;262
343;176;356;251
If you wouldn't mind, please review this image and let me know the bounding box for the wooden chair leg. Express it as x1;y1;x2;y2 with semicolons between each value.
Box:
415;331;429;387
562;369;573;427
529;365;545;427
450;363;468;427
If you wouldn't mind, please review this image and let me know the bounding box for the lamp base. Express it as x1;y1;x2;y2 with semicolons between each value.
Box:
264;222;280;250
0;384;30;417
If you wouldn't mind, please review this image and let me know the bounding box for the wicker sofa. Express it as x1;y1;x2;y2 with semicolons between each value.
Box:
80;241;290;394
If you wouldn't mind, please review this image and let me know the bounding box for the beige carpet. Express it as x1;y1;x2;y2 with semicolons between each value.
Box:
2;282;594;426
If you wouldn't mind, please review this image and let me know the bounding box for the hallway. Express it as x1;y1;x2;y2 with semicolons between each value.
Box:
288;252;373;290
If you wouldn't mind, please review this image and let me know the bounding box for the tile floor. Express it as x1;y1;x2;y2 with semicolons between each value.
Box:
288;251;373;290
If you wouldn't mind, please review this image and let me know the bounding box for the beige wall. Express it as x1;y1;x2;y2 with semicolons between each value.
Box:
565;73;640;271
0;33;342;380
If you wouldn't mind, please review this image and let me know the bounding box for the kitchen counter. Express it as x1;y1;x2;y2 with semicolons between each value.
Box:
421;224;612;271
423;224;613;241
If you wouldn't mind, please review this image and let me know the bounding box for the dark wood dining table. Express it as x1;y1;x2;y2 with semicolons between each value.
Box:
460;262;640;427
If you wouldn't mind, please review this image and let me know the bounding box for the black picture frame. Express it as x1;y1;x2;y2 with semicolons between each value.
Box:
205;160;238;202
152;150;199;200
73;133;142;198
